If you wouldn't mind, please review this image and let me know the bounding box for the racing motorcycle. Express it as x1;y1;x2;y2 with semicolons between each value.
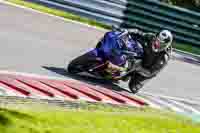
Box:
67;28;144;94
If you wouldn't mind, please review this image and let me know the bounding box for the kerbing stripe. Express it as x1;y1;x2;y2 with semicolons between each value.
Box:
142;91;200;106
156;97;185;113
136;94;162;109
142;94;184;113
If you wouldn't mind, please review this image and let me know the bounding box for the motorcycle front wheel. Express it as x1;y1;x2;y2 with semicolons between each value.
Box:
67;51;103;74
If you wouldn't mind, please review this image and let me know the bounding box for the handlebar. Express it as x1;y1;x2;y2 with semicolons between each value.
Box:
121;50;138;60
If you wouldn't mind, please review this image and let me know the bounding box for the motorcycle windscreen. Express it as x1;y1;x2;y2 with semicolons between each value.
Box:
98;31;144;66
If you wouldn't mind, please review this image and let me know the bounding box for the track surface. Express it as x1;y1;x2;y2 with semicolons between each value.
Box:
0;2;200;102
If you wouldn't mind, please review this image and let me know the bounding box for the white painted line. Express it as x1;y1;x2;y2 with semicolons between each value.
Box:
0;70;70;81
125;100;141;107
168;99;200;114
0;87;9;96
1;0;107;32
141;91;200;106
79;97;97;102
149;96;185;113
136;94;162;109
139;93;187;113
0;83;25;97
101;100;118;105
0;87;21;97
29;92;51;99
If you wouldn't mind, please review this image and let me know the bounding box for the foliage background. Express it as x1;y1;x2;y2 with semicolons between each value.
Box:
160;0;200;11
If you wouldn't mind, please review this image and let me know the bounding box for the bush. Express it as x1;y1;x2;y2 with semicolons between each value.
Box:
160;0;200;11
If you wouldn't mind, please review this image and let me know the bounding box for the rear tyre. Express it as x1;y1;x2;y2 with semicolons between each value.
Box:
128;78;139;94
128;74;143;94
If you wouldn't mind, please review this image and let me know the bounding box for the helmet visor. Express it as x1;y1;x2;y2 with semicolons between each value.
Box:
152;39;160;52
156;37;169;51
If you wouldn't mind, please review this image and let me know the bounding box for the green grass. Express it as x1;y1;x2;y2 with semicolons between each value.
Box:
6;0;200;55
0;103;200;133
174;42;200;55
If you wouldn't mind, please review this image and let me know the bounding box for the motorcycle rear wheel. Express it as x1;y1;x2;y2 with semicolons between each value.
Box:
128;75;143;94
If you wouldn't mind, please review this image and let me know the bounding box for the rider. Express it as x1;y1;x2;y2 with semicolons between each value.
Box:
127;29;173;92
68;27;173;93
97;27;173;92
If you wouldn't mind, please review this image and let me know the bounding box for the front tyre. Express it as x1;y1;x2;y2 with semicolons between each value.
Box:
67;61;82;74
67;55;87;74
67;51;102;74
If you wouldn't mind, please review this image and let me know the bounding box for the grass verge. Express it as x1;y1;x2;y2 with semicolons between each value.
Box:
5;0;200;55
174;42;200;55
0;102;200;133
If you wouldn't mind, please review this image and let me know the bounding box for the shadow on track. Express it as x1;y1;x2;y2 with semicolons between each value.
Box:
42;66;130;93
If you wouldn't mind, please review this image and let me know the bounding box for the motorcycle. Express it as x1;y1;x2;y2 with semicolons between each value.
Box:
67;28;144;94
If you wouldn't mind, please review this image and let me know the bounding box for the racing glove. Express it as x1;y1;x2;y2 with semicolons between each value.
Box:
107;61;127;72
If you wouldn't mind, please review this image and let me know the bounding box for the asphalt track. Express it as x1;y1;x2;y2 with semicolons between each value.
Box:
0;2;200;102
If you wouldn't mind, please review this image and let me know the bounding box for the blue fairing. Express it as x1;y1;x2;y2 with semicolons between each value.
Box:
91;31;144;66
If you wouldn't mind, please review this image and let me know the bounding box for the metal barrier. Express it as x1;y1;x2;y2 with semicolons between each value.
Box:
27;0;200;47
